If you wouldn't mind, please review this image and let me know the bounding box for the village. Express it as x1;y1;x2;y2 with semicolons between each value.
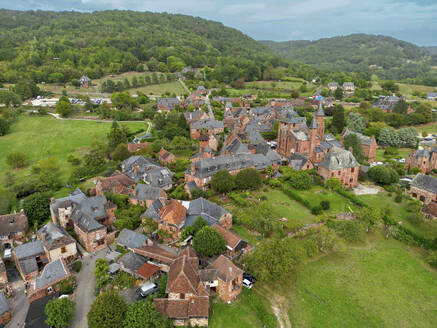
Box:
1;71;437;328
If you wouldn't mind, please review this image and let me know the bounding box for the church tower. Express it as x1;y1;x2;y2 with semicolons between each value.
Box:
315;102;325;141
309;117;318;156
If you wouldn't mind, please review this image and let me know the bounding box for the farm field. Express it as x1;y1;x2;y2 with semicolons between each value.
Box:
288;234;437;328
125;81;186;96
0;115;146;184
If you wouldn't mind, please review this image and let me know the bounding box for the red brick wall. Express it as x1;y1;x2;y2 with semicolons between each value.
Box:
318;166;359;187
410;186;437;204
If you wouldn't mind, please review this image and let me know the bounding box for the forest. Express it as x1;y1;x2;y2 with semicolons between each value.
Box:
0;10;290;85
262;34;437;86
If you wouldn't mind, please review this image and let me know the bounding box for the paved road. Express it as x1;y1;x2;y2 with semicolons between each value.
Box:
71;248;107;328
6;282;28;328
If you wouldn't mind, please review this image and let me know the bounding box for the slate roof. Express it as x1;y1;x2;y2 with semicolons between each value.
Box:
226;138;251;155
141;198;165;220
184;110;207;121
119;252;147;274
34;258;69;289
37;222;75;251
117;229;147;250
0;292;9;316
190;119;223;130
411;173;437;194
279;108;307;124
50;188;87;217
183;198;229;225
289;153;311;170
207;255;243;282
122;156;174;187
193;154;273;179
71;196;109;233
316;102;325;116
133;184;164;202
157;97;180;110
14;240;44;260
0;211;28;236
255;144;281;164
319;148;359;170
19;258;38;274
80;76;91;82
250;107;268;116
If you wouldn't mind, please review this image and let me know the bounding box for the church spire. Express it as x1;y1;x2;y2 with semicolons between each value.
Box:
310;117;318;129
316;101;325;116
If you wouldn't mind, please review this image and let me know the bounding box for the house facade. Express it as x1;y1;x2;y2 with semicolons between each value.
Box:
317;148;360;187
409;173;437;204
405;148;437;174
341;128;377;163
37;222;77;263
0;210;28;248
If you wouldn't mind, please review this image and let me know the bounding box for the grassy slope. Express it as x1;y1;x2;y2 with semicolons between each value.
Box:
0;115;146;183
288;234;437;328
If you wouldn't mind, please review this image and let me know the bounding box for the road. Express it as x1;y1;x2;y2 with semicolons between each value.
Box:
6;282;28;328
71;248;107;328
205;90;215;120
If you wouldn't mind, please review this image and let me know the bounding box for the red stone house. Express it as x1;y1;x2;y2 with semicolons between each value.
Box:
28;258;71;302
405;148;437;174
0;210;28;248
127;142;149;153
13;240;47;281
409;173;437;204
95;172;135;196
158;148;176;164
206;255;243;302
190;119;224;140
154;248;209;327
156;199;187;239
0;259;8;286
130;184;167;207
341;128;377;163
317;148;360;187
37;222;77;263
212;225;248;259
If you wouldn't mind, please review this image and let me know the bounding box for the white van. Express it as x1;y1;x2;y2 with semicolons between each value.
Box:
140;282;159;298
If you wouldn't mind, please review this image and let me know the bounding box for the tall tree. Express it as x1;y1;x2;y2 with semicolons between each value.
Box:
332;105;345;133
107;121;128;151
87;290;127;328
45;298;75;328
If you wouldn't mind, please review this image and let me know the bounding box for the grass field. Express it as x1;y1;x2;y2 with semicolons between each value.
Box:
415;121;437;134
374;148;411;162
0;115;146;183
209;287;277;328
125;81;186;96
288;234;437;328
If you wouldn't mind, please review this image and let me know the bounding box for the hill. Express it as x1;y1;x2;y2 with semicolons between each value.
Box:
424;46;437;54
0;10;282;84
261;34;437;83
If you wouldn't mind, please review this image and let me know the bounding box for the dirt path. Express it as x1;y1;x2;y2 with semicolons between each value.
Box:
270;294;292;328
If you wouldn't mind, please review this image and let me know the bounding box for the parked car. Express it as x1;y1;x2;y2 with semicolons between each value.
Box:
139;282;159;298
243;272;256;283
58;294;69;299
243;278;253;289
3;249;11;259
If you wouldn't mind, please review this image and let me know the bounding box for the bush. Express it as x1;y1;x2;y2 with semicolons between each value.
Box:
394;194;402;203
72;261;82;273
210;169;235;193
6;151;28;168
368;166;399;185
283;187;312;210
235;168;262;190
426;251;437;268
329;220;366;242
320;200;331;210
311;206;323;215
193;226;226;257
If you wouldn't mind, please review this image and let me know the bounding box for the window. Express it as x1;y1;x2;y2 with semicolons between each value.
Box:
420;195;425;202
351;167;355;173
412;193;417;198
61;247;66;254
350;178;353;183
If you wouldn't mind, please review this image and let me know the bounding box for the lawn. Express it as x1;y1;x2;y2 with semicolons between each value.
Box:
374;148;412;162
288;234;437;328
126;81;186;96
0;115;146;184
209;287;277;328
259;188;314;226
298;186;356;215
415;121;437;134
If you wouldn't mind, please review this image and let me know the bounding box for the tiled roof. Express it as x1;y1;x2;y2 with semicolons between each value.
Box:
207;255;243;282
166;254;200;295
154;297;209;319
119;252;147;273
212;224;242;249
0;211;28;235
136;262;160;279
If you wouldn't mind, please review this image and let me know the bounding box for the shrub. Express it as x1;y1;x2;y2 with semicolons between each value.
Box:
6;151;28;168
320;200;331;210
72;261;82;273
211;170;235;193
193;226;226;257
394;194;402;203
311;206;323;215
329;220;366;242
426;251;437;268
235;168;262;190
368;166;399;185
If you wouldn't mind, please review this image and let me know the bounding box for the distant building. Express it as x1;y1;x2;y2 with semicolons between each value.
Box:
0;210;28;248
341;128;377;163
317;147;360;187
405;147;437;174
80;76;91;88
342;82;355;92
427;92;437;101
327;82;339;91
410;173;437;204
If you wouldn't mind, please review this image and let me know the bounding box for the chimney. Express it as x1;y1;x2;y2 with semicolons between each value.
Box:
135;165;139;176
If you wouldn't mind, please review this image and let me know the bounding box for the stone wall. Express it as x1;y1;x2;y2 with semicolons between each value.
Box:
318;165;359;187
216;275;242;302
74;225;107;253
410;186;437;204
47;243;77;263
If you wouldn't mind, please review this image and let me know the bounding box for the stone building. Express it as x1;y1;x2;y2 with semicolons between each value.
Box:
154;248;209;327
37;222;77;263
405;148;437;174
158;148;176;164
317;148;360;187
130;184;167;207
341;128;377;163
95;172;135;196
13;241;47;281
206;255;243;302
190;119;224;140
212;225;248;259
0;210;28;248
410;173;437;204
182;198;232;230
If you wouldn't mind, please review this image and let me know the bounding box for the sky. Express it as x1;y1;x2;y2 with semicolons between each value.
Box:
1;0;437;46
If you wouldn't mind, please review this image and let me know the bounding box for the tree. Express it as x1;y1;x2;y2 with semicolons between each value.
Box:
332;105;345;133
192;216;207;235
368;166;399;185
235;168;262;190
381;81;399;93
107;121;129;151
346;112;365;133
111;143;131;161
88;290;127;328
343;134;365;163
393;99;408;115
397;127;418;147
23;192;51;225
378;127;400;147
6;151;28;169
123;300;171;328
326;177;342;191
45;298;75;328
211;170;235;193
282;168;311;190
193;226;226;257
334;87;343;100
55;99;72;117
